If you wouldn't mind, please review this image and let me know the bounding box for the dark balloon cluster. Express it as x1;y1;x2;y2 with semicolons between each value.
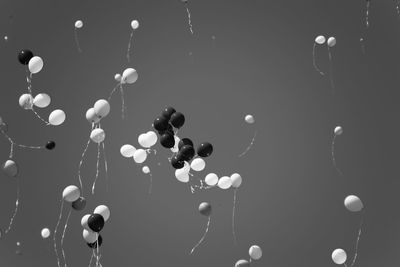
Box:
81;205;110;249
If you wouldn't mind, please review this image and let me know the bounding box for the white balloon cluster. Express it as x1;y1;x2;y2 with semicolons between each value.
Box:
235;245;262;267
315;35;336;47
174;157;207;183
114;68;138;85
120;131;158;164
86;99;111;143
201;172;242;190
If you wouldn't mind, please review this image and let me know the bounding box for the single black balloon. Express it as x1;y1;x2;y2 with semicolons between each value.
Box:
45;141;56;150
157;123;174;136
171;155;184;169
178;138;194;150
18;49;34;65
87;235;103;249
160;133;175;148
161;107;176;120
87;214;105;233
153;116;169;132
170;112;185;129
197;142;213;157
177;145;195;162
71;197;86;211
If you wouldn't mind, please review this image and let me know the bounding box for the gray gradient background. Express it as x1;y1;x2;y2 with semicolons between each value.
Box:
0;0;400;266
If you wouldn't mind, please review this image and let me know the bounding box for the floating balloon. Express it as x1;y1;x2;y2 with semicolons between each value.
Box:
190;158;206;172
49;109;66;126
85;108;101;124
218;176;232;189
245;114;255;124
175;167;190;183
153;116;169;132
332;126;343;176
28;56;44;74
161;107;176;120
94;205;110;222
90;128;105;143
83;229;98;244
205;173;218;186
178;145;195;162
199;202;212;216
75;20;83;28
133;149;147;163
81;214;91;231
131;20;139;30
45;141;56;150
332;248;347;265
41;228;50;239
146;131;158;147
344;195;363;212
170;112;185;129
74;20;83;52
312;36;325;76
62;185;80;202
334;126;343;136
94;99;110;118
327;37;336;47
120;144;136;158
3;160;18;177
178;138;194;150
33;93;51;108
230;173;242;188
114;73;122;82
235;259;251;267
18;94;33;110
315;35;326;45
72;197;86;211
122;68;138;84
197;142;213;157
18;49;34;65
171;155;185;169
142;166;150;174
87;214;105;233
249;245;262;260
160;133;175;148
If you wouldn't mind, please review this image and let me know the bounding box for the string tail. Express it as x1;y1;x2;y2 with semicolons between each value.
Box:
148;172;153;195
78;135;92;196
92;143;101;195
232;189;238;245
185;5;194;34
102;142;109;193
4;180;20;234
61;210;72;267
238;130;257;157
126;30;134;62
120;84;126;119
365;0;370;29
327;47;335;92
331;134;343;176
312;43;325;76
350;218;364;267
54;199;64;267
108;83;121;102
31;107;50;125
74;28;82;53
190;216;211;255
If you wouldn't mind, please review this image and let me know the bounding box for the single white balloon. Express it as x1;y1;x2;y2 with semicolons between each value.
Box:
245;114;255;124
85;108;101;124
28;56;44;74
218;176;232;189
344;195;363;212
334;126;343;136
138;133;150;148
327;37;336;48
83;229;97;243
49;109;66;126
190;158;206;172
315;35;326;45
332;248;347;265
133;149;147;163
230;173;242;188
93;99;110;118
249;245;262;260
122;68;138;84
94;205;110;222
171;135;180;153
62;185;80;202
146;131;158;147
81;214;91;230
33;93;51;108
90;128;105;143
41;228;50;239
142;166;150;174
120;144;136;158
18;94;33;110
75;20;83;28
205;173;218;186
175;168;190;183
235;259;251;267
114;73;122;82
131;20;139;30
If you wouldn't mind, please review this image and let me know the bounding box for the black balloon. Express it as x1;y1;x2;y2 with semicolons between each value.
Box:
87;214;105;233
161;107;176;120
45;141;56;150
169;112;185;129
153;116;169;132
18;49;34;65
87;235;103;249
157;123;174;136
178;138;194;150
160;133;175;148
197;142;213;157
177;145;195;162
171;155;184;169
71;197;86;211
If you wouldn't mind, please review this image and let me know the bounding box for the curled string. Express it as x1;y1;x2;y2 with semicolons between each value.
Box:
190;216;211;255
365;1;370;29
126;30;134;63
102;142;109;193
61;209;72;267
185;4;194;35
119;84;126;119
92;143;101;195
78;130;93;197
4;179;20;234
327;46;335;92
31;107;50;125
74;28;82;53
232;189;238;245
350;217;364;267
53;199;64;267
331;134;343;176
108;83;120;102
26;71;33;94
312;43;325;76
238;130;257;157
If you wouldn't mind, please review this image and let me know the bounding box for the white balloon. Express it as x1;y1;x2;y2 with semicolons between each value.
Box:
204;173;218;186
131;20;139;30
33;93;51;108
18;94;33;110
146;131;158;147
81;214;91;230
90;128;105;143
122;68;138;84
175;168;190;183
245;114;255;124
120;144;136;158
315;35;326;45
94;99;110;118
133;149;147;163
142;166;150;174
190;158;206;172
327;37;336;47
171;135;180;153
62;185;80;202
218;176;232;189
49;109;66;126
344;195;363;212
235;259;251;267
249;245;262;260
85;108;101;124
75;20;83;28
83;229;97;243
230;173;242;188
94;205;110;222
28;56;44;74
114;73;122;82
334;126;343;136
41;228;50;239
332;248;347;265
138;133;149;148
3;159;18;177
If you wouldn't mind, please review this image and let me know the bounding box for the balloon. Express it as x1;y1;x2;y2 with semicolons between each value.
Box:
33;93;51;108
190;158;206;172
87;235;103;249
332;248;347;265
41;228;50;239
171;155;184;169
204;173;218;186
218;176;232;189
327;37;336;47
142;166;150;174
114;73;122;82
90;128;105;143
315;35;326;45
160;133;175;148
235;259;251;267
62;185;80;202
122;68;138;84
138;133;150;148
197;142;213;157
171;135;180;153
72;197;86;211
87;214;105;232
120;144;136;158
94;205;110;222
18;49;34;65
28;56;44;74
230;173;242;188
344;195;363;212
131;20;139;30
49;109;66;126
18;94;33;109
153;116;169;132
249;245;262;260
75;20;83;28
177;145;195;162
178;138;194;150
157;123;174;136
83;229;98;243
45;141;56;150
93;99;110;118
146;131;158;147
85;108;101;124
3;160;18;177
334;126;343;136
133;149;147;163
175;167;190;183
170;112;185;129
245;114;255;124
161;107;176;120
199;202;212;216
81;214;91;230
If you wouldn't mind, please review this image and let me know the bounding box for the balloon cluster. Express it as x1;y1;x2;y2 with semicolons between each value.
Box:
112;68;139;119
235;245;263;267
203;172;242;190
81;205;110;248
312;35;337;89
126;20;139;62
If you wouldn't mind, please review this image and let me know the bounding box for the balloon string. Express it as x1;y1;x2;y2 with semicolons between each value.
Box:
331;134;343;176
119;84;126;119
327;47;335;92
185;5;194;35
61;209;72;267
92;143;101;195
9;143;14;158
89;250;95;267
96;233;100;267
74;28;82;53
4;179;20;234
0;129;43;158
238;130;257;157
31;107;50;125
126;30;134;63
360;38;365;55
78;134;92;197
365;1;370;29
344;263;348;267
26;71;33;95
232;189;238;245
148;172;153;195
190;216;211;255
53;199;64;267
312;43;325;76
108;83;120;102
101;142;109;193
350;218;364;267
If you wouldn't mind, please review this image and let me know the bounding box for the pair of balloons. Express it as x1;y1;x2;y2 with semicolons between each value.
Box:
19;93;51;110
154;107;185;133
138;131;158;148
120;144;148;164
81;205;110;248
204;173;242;189
86;99;111;124
235;245;262;267
114;68;138;84
315;35;336;47
18;49;44;74
62;185;86;211
173;158;207;182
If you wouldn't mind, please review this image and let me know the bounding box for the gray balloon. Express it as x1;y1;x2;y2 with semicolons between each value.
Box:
235;259;251;267
72;197;86;211
199;202;212;217
3;160;18;177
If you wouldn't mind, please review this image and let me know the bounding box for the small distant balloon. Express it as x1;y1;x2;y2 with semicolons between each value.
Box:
75;20;83;28
41;228;50;239
86;108;100;124
249;245;262;260
230;173;242;188
245;114;255;124
315;35;326;45
235;259;251;267
48;109;66;126
334;126;343;136
131;20;139;30
18;49;34;65
45;141;56;150
114;73;122;82
327;37;336;48
3;159;18;177
28;56;44;74
94;99;110;118
4;36;8;41
142;166;150;174
199;202;212;217
204;173;218;186
344;195;363;212
190;158;206;172
332;248;347;265
133;149;147;163
90;128;105;143
33;93;51;108
122;68;138;84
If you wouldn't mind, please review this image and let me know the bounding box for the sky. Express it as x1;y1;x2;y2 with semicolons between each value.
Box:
1;0;400;266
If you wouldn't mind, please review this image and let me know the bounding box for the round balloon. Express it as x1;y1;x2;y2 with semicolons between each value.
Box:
138;133;150;148
72;197;86;211
218;176;232;190
245;114;255;124
3;160;18;177
197;142;213;158
33;93;51;108
175;167;190;183
94;205;110;222
327;37;336;47
62;185;80;202
344;195;363;212
142;166;150;174
199;202;212;217
146;131;158;147
178;138;194;150
205;173;218;186
170;112;185;129
120;144;136;158
28;56;44;74
90;128;105;143
235;259;251;267
177;145;195;162
249;245;262;260
75;20;83;28
85;108;101;124
161;107;176;120
87;214;105;232
190;158;206;172
133;149;147;163
332;248;347;265
49;109;66;126
83;229;97;243
41;228;50;239
160;133;175;149
122;68;138;84
94;99;110;118
18;94;33;110
114;73;122;82
45;141;56;150
334;126;343;136
230;173;242;188
153;116;169;132
131;20;139;30
18;49;34;65
171;155;185;169
315;35;326;45
81;214;91;230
